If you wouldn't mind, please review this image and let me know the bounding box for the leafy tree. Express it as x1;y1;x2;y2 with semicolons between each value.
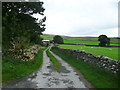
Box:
2;2;46;50
53;35;64;44
98;35;110;47
106;38;110;46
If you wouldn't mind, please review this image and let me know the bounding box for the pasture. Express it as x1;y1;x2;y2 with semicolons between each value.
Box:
59;44;119;60
42;34;119;60
63;37;119;46
41;34;54;40
41;34;120;46
64;40;119;46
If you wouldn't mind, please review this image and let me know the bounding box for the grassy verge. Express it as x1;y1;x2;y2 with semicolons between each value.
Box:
51;48;118;88
59;44;119;60
2;48;46;83
46;47;61;72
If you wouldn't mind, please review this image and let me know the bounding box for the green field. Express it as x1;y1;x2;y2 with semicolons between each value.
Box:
64;36;119;46
42;34;119;60
41;34;120;46
59;44;119;60
65;40;99;45
64;40;119;46
41;34;54;40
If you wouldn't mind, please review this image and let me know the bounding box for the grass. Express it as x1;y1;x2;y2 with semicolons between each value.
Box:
2;48;46;83
46;47;61;72
42;34;120;46
59;44;119;60
41;34;54;40
65;40;98;45
64;40;120;46
51;48;118;88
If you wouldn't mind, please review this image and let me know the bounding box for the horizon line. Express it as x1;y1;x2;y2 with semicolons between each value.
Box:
42;33;119;38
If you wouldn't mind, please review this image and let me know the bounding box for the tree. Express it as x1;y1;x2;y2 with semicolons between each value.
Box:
2;2;46;50
53;35;64;44
98;35;110;47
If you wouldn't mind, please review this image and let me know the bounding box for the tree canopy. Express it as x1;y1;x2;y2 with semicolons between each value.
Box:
98;35;110;47
53;35;64;44
2;2;46;50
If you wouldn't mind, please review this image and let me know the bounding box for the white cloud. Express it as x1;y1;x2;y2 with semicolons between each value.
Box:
34;0;119;37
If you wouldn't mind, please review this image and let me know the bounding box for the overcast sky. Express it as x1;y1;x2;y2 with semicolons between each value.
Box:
33;0;119;37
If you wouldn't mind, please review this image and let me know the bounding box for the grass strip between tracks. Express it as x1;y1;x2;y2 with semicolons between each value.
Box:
46;47;61;72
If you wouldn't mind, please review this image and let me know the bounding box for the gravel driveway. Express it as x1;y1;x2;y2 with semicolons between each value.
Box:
2;48;89;89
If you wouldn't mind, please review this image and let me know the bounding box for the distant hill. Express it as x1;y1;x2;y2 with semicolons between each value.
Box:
112;37;120;39
41;34;70;40
41;34;98;40
41;34;55;40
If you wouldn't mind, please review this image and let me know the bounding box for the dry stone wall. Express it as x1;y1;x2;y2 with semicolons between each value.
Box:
21;45;42;61
52;46;120;74
6;45;42;61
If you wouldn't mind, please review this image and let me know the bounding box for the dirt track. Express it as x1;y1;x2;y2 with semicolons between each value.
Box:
2;48;90;89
